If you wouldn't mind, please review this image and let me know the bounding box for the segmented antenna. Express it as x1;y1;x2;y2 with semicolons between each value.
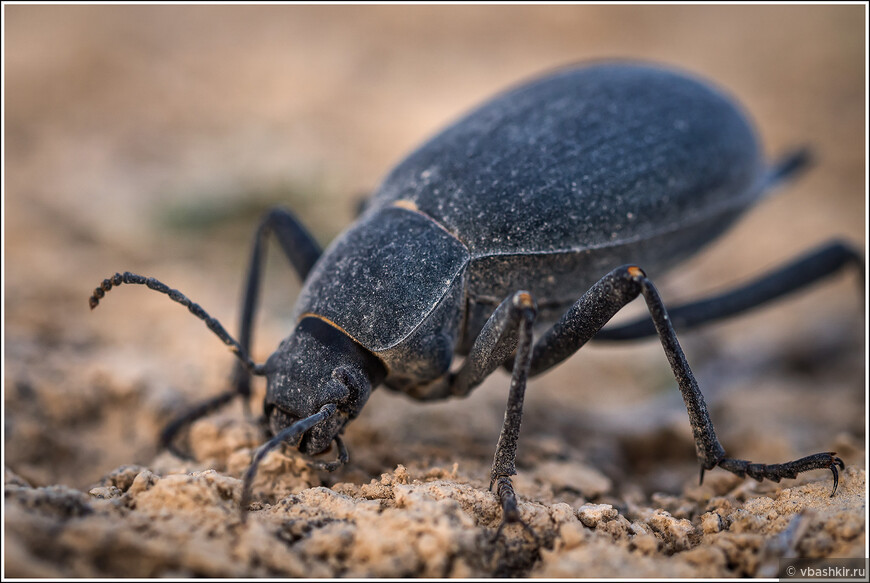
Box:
89;271;262;374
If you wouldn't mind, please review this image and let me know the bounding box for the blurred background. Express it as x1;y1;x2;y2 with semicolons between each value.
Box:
4;5;865;495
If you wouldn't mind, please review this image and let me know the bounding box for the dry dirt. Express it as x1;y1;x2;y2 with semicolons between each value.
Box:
3;5;866;578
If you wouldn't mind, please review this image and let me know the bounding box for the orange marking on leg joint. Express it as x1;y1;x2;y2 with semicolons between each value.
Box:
516;292;534;307
627;266;645;278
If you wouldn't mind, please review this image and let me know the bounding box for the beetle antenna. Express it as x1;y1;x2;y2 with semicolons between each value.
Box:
89;271;265;375
239;403;338;522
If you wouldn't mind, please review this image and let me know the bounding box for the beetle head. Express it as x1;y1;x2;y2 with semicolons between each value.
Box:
262;317;386;455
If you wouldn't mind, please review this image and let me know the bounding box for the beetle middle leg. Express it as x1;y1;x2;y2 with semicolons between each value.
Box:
446;290;538;541
161;207;323;457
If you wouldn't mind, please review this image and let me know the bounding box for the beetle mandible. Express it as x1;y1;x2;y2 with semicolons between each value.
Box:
89;62;863;535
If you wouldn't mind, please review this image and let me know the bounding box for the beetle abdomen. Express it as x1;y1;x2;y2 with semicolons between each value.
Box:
369;62;765;261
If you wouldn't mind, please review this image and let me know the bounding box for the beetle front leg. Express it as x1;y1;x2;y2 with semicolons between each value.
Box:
232;207;323;407
530;265;845;493
448;291;538;540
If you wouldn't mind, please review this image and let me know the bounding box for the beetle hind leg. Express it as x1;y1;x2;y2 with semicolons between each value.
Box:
593;240;863;341
526;265;847;496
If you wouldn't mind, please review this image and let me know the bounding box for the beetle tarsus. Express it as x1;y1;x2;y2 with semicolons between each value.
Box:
715;452;845;495
490;476;539;546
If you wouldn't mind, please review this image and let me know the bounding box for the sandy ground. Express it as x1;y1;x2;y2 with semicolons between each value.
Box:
3;5;866;578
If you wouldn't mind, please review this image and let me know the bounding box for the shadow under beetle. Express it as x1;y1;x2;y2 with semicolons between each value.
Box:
90;62;864;536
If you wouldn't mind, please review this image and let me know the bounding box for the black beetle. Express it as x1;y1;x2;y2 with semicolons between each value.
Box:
89;62;862;535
